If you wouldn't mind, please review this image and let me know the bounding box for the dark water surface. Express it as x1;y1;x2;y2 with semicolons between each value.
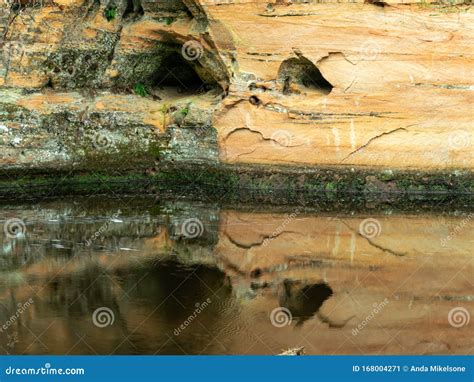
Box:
0;197;472;355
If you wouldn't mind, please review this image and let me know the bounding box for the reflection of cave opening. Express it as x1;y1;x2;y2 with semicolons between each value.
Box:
36;260;234;354
133;261;232;310
123;0;144;20
151;52;215;94
278;57;333;95
44;260;232;321
280;280;333;327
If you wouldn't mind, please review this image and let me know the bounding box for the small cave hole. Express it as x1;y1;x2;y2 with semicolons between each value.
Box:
278;56;333;95
249;95;261;106
250;268;262;278
44;78;54;89
364;0;387;7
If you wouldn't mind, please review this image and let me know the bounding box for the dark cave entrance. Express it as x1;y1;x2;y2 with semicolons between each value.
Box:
278;56;333;95
123;0;144;20
150;52;215;94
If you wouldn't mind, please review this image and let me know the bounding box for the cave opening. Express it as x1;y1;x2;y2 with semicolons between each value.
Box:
123;0;144;20
278;56;333;95
150;52;216;94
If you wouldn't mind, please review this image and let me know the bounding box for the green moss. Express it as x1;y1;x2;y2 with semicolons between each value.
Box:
407;185;426;193
0;165;472;212
431;185;449;195
147;141;163;159
133;83;148;97
0;139;472;209
105;6;118;21
325;182;337;192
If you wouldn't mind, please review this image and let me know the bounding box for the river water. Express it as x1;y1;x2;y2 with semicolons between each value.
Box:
0;197;472;355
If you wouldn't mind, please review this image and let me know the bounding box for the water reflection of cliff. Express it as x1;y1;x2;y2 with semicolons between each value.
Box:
0;199;472;354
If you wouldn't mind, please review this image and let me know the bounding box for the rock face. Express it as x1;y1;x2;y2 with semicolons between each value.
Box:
0;0;472;178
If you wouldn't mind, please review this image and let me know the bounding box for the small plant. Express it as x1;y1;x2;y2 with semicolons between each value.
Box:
160;103;170;129
133;83;148;97
104;6;118;22
160;104;169;114
164;17;175;26
180;107;189;117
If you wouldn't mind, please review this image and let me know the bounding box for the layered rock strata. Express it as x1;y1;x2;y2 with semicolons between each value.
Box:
0;0;472;190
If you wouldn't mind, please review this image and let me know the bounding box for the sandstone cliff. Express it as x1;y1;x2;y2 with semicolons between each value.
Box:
0;0;472;191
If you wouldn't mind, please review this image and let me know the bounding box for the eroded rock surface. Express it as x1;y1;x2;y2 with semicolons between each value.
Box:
0;0;472;177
